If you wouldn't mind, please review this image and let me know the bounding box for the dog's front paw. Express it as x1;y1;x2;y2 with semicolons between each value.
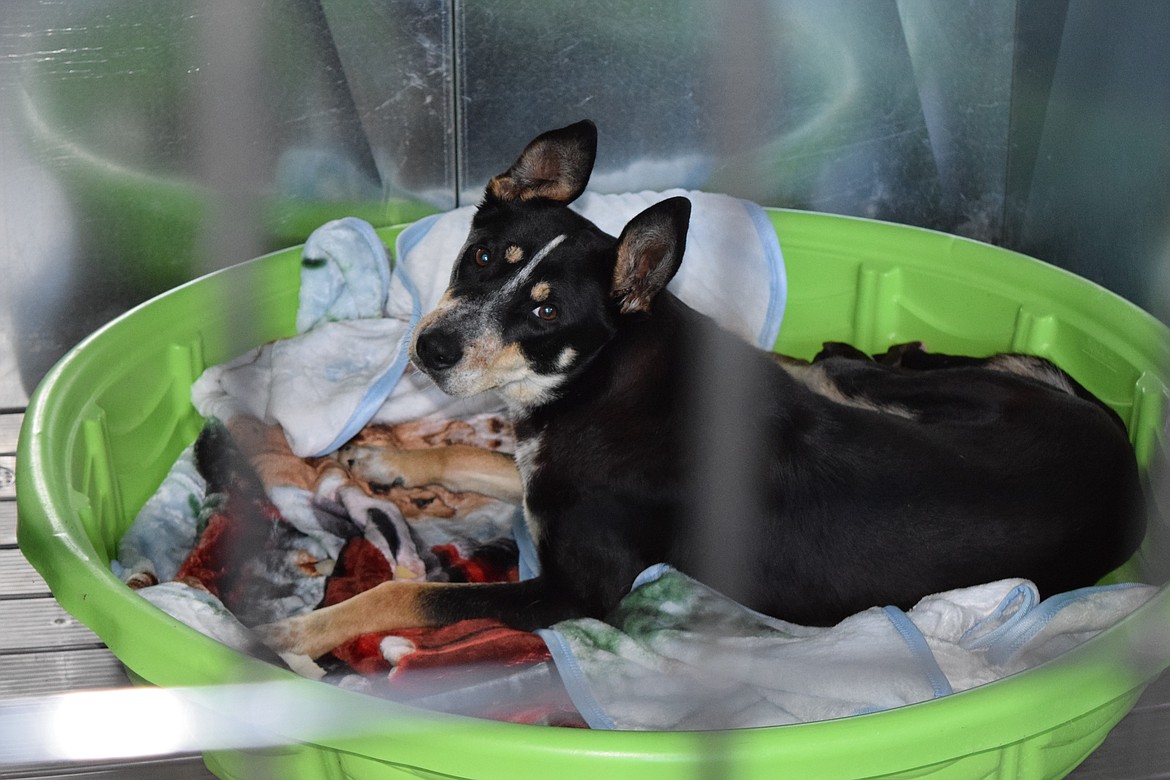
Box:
338;443;411;489
339;444;440;491
255;612;340;661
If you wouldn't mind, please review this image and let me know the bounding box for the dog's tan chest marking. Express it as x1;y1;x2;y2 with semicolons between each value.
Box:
555;347;577;370
501;370;568;408
514;435;545;546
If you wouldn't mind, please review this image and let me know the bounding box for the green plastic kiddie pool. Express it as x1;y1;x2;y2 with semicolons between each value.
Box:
18;210;1170;779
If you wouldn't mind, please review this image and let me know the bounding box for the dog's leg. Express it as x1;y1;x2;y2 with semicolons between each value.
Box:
225;417;348;492
340;443;523;504
257;577;567;659
873;341;927;366
817;341;930;367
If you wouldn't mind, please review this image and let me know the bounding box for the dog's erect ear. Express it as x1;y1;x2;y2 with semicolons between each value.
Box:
487;120;598;204
611;196;692;315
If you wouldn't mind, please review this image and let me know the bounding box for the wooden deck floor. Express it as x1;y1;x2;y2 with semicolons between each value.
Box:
0;407;1167;779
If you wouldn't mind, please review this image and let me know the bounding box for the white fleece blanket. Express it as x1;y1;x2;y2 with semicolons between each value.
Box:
192;193;786;458
539;565;1155;730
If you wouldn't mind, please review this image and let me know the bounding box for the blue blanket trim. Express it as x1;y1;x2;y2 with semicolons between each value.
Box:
739;199;787;349
536;628;619;730
513;508;541;581
632;562;673;590
394;211;443;266
882;606;954;698
958;582;1038;652
982;583;1147;667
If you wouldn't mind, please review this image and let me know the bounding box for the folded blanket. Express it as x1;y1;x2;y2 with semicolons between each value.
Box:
193;194;786;458
296;216;392;333
540;566;1155;730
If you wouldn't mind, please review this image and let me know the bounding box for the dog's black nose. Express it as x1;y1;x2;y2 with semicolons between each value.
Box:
415;326;464;371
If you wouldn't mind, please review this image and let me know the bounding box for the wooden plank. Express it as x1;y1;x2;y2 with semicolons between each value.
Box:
0;647;129;697
0;598;102;652
0;547;50;597
0;500;15;546
0;411;21;454
0;455;13;500
0;754;216;780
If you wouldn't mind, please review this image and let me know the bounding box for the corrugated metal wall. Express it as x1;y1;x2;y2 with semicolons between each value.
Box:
2;0;1168;406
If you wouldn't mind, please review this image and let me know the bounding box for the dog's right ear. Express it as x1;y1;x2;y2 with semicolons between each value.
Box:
611;196;692;315
486;120;598;204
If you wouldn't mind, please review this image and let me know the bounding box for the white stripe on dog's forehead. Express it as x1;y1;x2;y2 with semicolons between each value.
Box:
502;234;566;297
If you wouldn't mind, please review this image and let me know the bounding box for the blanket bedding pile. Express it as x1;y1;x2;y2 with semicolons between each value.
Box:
114;206;1155;732
119;410;584;726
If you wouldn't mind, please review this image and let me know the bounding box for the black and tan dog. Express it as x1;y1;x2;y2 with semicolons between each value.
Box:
261;121;1144;659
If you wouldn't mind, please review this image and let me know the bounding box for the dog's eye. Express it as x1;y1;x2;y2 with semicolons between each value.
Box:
473;246;491;267
533;304;559;321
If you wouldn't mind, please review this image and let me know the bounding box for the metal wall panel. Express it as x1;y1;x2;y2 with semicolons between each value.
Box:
317;0;457;209
1008;0;1170;314
0;0;454;405
453;0;1016;243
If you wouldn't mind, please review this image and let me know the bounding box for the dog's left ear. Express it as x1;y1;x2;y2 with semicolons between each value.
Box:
487;120;598;204
611;196;692;315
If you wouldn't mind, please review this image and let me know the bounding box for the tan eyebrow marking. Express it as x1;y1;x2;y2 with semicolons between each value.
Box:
501;234;566;297
505;245;524;263
531;281;551;302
